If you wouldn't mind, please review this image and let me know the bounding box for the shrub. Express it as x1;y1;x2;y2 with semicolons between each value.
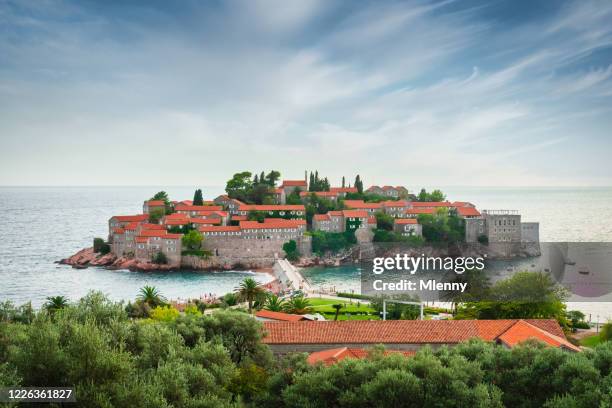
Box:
150;306;180;322
152;251;167;265
601;322;612;342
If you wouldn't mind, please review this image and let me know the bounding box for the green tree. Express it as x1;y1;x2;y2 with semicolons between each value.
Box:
137;285;166;308
283;240;300;261
151;191;169;203
93;237;110;254
354;174;364;194
332;303;343;321
263;294;286;312
192;188;203;206
456;272;569;323
235;278;264;314
44;296;69;315
285;188;302;205
225;171;253;202
284;296;312;314
181;230;203;250
374;211;394;231
152;251;167;264
148;207;165;224
265;170;281;187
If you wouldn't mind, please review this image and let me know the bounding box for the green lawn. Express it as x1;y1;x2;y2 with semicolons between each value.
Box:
580;334;603;347
308;298;376;314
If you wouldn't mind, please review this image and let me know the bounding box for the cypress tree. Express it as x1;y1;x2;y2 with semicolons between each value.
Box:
193;189;203;206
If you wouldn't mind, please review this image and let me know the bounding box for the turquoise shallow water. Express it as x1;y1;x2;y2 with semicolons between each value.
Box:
0;186;611;320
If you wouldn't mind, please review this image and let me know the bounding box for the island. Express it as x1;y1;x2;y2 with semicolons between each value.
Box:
60;170;540;272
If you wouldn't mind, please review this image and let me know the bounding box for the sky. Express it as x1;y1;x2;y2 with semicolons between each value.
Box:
1;0;611;188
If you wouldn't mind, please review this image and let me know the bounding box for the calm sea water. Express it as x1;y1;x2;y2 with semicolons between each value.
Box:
0;186;271;307
0;186;611;320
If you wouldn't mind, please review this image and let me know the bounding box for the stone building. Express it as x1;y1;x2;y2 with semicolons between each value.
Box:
199;218;309;263
312;210;370;233
134;229;182;267
237;204;306;218
213;195;245;215
280;179;308;197
174;203;224;217
393;218;422;237
366;186;409;198
464;210;540;255
143;200;165;214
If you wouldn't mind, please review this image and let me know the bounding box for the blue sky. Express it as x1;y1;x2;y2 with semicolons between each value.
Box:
1;0;611;187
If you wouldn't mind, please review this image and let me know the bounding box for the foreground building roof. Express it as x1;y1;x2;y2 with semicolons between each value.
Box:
255;310;308;322
262;319;575;351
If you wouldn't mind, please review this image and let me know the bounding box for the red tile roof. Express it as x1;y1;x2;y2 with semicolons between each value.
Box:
113;214;149;222
307;347;415;365
368;216;377;224
140;223;165;230
281;180;307;187
240;220;303;230
194;210;227;216
124;222;139;231
382;200;410;208
395;218;418;224
113;227;125;234
456;207;481;217
145;200;166;206
190;218;221;225
231;215;248;221
239;205;305;212
262;320;567;346
330;187;358;193
411;201;452;207
139;230;182;239
344;200;382;210
342;210;369;218
135;236;148;243
255;310;308;322
263;218;306;225
175;204;223;212
405;208;436;215
314;214;331;221
497;320;580;352
199;226;241;233
451;201;474;208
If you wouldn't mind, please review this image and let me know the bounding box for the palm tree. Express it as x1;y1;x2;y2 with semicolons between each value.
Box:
332;304;344;321
264;294;286;312
284;295;312;315
235;278;264;313
44;296;69;314
137;285;166;308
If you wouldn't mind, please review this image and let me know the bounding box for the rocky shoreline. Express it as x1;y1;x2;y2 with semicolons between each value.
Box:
58;247;278;274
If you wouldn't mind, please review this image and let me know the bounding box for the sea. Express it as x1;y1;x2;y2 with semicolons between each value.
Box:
0;186;611;321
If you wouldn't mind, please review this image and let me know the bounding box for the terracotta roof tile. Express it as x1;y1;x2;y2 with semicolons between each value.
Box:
239;205;305;212
255;310;307;322
342;210;369;218
281;180;307;187
262;320;568;346
113;214;149;222
394;218;418;225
